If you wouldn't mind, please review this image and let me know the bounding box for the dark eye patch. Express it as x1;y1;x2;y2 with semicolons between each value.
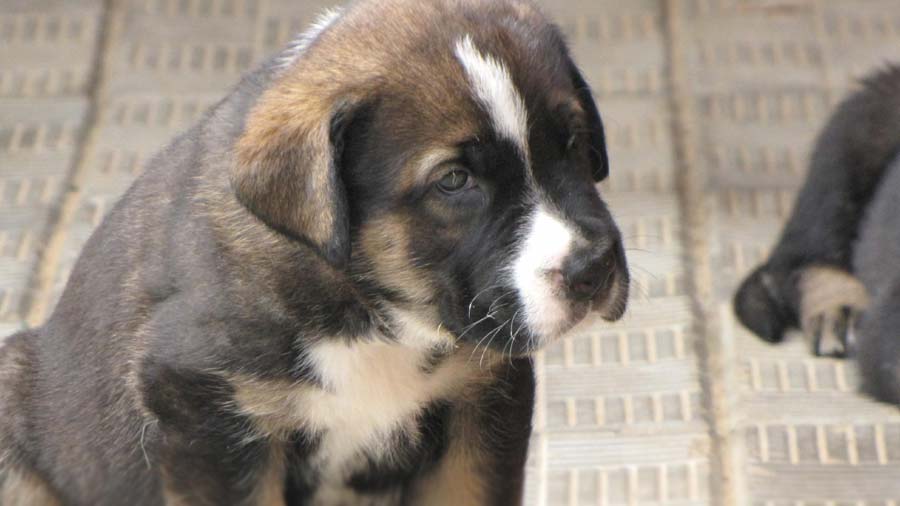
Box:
460;136;525;188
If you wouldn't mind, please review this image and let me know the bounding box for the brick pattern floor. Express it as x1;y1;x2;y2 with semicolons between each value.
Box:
1;1;899;504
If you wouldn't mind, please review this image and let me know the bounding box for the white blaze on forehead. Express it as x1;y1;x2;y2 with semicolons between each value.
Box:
275;7;343;71
454;35;530;157
511;206;575;338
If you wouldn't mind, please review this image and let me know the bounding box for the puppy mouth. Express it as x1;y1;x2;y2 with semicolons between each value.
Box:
521;269;629;349
552;269;629;335
457;266;630;358
592;268;630;322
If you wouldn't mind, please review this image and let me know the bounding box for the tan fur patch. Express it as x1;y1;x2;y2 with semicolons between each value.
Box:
159;469;189;506
252;446;286;506
229;376;304;441
798;265;870;328
357;215;436;304
404;147;462;193
405;401;488;505
234;94;341;248
1;468;62;506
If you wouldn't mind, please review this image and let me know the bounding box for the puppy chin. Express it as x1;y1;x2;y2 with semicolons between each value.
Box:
523;280;630;353
593;273;630;322
519;302;591;353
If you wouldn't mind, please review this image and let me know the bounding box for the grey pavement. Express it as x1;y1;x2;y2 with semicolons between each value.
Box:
1;0;899;504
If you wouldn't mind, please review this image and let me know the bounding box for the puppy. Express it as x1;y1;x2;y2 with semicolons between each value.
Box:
734;65;900;404
0;0;630;504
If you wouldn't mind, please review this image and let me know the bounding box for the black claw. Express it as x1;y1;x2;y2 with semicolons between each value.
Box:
809;306;859;358
810;314;826;356
833;306;851;340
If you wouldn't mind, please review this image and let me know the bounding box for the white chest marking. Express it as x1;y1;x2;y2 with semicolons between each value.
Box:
235;338;478;481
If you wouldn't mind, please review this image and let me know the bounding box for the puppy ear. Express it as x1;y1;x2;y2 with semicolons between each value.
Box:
568;63;609;182
232;95;359;268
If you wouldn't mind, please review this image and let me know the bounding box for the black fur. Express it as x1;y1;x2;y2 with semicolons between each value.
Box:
0;1;626;503
734;65;900;404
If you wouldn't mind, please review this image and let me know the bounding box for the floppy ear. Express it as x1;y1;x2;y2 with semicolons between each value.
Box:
232;94;359;268
569;63;609;182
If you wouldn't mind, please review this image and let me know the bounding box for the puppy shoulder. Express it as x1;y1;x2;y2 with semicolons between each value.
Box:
0;330;40;466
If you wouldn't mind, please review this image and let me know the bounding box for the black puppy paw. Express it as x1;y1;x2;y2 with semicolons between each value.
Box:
733;265;793;343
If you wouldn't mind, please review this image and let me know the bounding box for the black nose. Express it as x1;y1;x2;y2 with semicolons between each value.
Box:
563;244;619;301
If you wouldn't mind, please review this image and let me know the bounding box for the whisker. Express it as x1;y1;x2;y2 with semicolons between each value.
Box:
628;263;658;279
625;247;658;254
621;234;663;242
479;320;508;368
467;303;509;365
487;290;514;314
628;278;651;302
467;325;496;364
467;284;503;318
505;310;522;366
502;336;515;367
508;310;520;341
457;311;496;341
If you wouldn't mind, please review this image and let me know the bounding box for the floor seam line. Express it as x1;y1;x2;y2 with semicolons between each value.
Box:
660;1;745;505
22;0;118;327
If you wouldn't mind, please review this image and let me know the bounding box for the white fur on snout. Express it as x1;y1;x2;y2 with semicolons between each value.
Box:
512;206;575;340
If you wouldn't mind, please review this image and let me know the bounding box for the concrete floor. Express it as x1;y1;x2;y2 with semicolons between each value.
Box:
1;0;900;504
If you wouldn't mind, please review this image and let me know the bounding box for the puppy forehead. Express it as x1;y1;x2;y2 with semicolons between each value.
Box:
393;34;541;186
270;0;575;186
453;35;529;159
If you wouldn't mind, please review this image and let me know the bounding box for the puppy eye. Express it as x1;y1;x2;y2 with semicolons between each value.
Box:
436;168;472;194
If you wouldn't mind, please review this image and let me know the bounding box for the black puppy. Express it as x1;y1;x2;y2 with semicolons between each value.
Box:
734;65;900;404
0;0;629;504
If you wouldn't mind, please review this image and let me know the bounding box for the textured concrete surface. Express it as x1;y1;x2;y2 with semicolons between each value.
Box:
1;0;899;504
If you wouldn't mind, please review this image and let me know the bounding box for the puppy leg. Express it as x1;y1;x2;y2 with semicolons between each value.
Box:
797;267;868;357
404;414;490;506
734;66;900;344
139;359;282;506
0;332;63;505
854;279;900;404
406;358;534;506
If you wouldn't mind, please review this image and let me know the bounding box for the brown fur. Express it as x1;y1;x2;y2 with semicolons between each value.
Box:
1;469;62;506
357;215;437;304
0;1;624;503
404;402;490;505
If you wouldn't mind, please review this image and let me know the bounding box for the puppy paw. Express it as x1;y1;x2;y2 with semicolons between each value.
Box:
798;266;869;358
804;305;860;357
734;265;792;343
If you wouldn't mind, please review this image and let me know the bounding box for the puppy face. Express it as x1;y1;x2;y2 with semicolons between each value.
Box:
233;0;629;355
